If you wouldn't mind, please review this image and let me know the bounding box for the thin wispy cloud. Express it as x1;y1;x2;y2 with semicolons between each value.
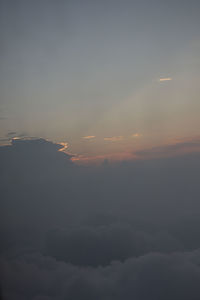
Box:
0;137;10;144
135;136;200;159
82;136;96;140
104;136;124;142
159;77;172;82
131;133;142;138
6;131;17;137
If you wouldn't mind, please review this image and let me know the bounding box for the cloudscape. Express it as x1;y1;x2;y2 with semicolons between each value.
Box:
1;0;200;299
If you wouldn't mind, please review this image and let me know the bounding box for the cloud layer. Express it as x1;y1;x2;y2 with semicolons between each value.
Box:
1;138;200;299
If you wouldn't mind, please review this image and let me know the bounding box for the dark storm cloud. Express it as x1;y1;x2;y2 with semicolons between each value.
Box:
0;138;73;182
1;137;200;226
0;138;76;240
1;137;200;232
1;137;200;299
0;138;74;196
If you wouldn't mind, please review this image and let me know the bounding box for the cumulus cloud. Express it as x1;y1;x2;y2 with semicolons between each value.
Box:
1;249;200;300
45;225;145;266
44;225;184;267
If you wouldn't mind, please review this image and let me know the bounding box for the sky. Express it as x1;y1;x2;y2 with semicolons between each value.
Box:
1;2;200;298
1;0;200;164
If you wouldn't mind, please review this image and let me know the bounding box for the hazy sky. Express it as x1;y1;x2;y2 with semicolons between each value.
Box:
1;0;200;163
1;3;200;297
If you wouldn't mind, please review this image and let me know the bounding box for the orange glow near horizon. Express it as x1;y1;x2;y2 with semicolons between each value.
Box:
82;136;96;140
69;135;200;166
71;151;138;165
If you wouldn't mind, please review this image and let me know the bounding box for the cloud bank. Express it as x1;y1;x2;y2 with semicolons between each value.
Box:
1;137;200;299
